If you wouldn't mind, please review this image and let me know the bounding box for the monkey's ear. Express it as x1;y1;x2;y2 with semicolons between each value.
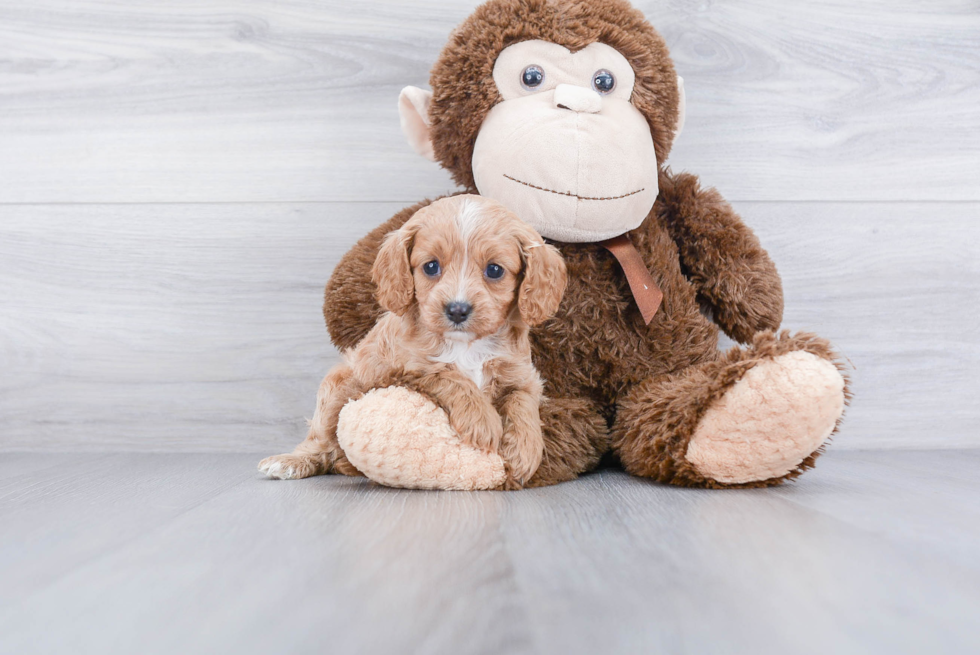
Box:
675;75;686;142
398;86;437;162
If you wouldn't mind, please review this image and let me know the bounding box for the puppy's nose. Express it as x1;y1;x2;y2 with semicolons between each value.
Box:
445;301;473;325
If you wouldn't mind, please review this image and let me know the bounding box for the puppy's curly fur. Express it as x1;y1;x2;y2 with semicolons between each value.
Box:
260;195;567;489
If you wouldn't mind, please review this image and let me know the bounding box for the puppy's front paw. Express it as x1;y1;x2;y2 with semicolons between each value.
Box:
258;454;318;480
499;424;544;490
502;447;542;491
452;409;503;453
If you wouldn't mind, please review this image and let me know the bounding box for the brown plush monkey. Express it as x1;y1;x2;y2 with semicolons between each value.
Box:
317;0;849;490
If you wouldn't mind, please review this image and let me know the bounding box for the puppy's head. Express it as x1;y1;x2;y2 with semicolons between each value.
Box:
372;194;566;339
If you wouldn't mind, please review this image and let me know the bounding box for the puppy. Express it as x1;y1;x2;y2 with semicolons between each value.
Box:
259;194;567;489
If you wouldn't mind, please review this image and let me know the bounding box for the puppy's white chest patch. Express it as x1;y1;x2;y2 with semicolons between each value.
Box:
432;335;502;388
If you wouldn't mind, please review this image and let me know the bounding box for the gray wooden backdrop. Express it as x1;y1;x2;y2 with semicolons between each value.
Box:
1;0;978;453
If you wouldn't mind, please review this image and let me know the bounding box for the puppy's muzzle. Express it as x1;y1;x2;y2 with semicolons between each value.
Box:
445;301;473;325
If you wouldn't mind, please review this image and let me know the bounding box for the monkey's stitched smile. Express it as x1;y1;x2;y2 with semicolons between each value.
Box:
503;174;645;201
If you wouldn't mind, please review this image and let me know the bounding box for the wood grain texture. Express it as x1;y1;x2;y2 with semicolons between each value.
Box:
0;202;385;453
0;0;977;203
745;201;980;449
1;451;978;654
1;201;977;452
770;449;980;573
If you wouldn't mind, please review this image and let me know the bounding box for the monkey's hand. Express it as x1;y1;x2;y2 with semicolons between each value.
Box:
656;170;784;343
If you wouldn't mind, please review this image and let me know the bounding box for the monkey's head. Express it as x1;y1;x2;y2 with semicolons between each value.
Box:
398;0;685;243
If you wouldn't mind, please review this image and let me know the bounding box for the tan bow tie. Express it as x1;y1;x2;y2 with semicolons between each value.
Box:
599;234;663;325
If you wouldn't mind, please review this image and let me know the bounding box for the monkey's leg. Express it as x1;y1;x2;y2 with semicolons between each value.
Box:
334;386;503;490
333;387;607;490
524;397;609;488
611;331;848;488
259;364;363;480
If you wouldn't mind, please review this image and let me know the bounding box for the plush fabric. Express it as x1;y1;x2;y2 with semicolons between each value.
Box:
337;387;507;491
471;83;659;242
398;87;436;162
610;331;850;489
323;0;850;490
468;39;660;243
428;0;682;191
492;41;636;102
686;351;846;484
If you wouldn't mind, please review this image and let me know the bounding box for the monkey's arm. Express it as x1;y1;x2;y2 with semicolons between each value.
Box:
655;170;783;343
323;198;438;350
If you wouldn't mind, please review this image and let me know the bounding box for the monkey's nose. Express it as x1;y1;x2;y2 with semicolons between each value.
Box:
554;84;602;113
445;301;473;325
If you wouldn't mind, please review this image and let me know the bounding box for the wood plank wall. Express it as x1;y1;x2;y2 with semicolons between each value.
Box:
1;0;978;452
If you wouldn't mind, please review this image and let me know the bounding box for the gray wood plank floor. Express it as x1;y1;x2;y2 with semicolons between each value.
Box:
1;450;978;654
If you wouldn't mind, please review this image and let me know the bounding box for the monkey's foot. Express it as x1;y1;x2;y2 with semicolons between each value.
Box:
686;351;846;484
336;386;506;491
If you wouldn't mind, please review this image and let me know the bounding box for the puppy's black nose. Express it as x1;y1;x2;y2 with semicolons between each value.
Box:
445;301;473;325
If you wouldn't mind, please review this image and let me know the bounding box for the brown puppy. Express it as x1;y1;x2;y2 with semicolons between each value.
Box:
259;194;567;488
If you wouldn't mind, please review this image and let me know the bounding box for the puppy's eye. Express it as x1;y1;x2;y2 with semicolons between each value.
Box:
521;65;545;90
484;263;505;280
592;69;615;94
422;260;441;277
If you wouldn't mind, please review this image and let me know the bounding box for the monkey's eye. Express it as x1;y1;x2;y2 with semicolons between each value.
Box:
521;65;545;90
592;69;616;94
484;263;505;280
422;260;441;277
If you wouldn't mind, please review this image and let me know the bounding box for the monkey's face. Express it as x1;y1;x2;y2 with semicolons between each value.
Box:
470;41;660;243
397;1;685;244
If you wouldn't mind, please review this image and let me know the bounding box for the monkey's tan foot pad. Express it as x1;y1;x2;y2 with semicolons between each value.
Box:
686;351;846;484
337;386;506;491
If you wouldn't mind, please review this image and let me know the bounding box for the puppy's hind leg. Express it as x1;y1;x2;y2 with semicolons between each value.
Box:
259;364;364;480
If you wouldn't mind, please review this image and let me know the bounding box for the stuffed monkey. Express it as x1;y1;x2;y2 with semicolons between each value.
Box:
276;0;849;490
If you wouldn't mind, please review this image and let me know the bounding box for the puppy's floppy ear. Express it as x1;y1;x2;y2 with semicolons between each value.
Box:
517;228;567;326
372;222;419;315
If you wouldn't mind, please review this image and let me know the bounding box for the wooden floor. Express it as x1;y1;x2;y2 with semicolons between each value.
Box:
2;449;978;654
